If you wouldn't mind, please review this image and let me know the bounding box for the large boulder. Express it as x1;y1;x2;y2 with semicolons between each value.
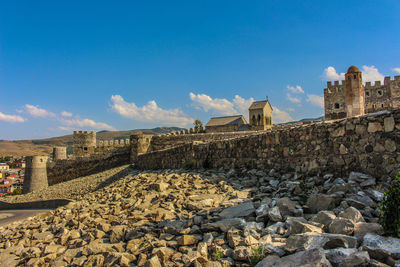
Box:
328;218;355;235
219;201;255;219
311;211;336;230
255;248;332;267
348;172;376;187
276;197;302;218
338;251;370;267
201;218;246;232
307;194;337;213
288;220;323;235
354;223;384;238
338;207;365;223
324;248;357;266
362;233;400;260
285;233;357;253
268;206;283;222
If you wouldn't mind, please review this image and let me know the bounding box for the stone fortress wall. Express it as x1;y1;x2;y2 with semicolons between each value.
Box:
324;75;400;120
24;109;400;193
47;146;130;185
134;109;400;180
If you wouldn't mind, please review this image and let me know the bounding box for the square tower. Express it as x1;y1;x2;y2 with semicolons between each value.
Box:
248;99;273;130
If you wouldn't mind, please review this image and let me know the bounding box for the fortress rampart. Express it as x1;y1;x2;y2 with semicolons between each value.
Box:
47;146;130;185
23;109;400;193
134;109;400;179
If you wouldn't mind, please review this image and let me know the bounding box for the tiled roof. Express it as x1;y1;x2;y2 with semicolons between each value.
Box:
249;100;272;110
206;115;247;127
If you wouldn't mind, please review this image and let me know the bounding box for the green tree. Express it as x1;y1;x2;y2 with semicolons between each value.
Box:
379;172;400;237
194;120;203;133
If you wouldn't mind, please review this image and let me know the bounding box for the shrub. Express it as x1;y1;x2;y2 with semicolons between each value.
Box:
379;172;400;237
10;188;22;195
211;250;224;261
248;245;266;266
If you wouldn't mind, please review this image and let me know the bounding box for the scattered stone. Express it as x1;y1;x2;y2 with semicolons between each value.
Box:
256;248;332;267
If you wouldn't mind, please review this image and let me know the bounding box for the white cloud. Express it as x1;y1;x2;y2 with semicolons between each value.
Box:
61;111;73;117
110;95;193;127
286;93;301;103
25;104;55;118
0;112;26;123
60;118;115;131
323;66;345;81
57;126;74;132
323;65;385;84
286;107;295;112
272;106;293;123
393;68;400;74
189;92;237;115
307;94;324;108
287;85;304;94
361;65;384;83
233;95;255;116
23;104;114;131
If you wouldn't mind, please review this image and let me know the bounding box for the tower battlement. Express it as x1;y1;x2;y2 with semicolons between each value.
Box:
73;130;96;157
324;67;400;120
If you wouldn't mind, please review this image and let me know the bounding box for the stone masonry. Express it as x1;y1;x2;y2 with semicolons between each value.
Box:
134;109;400;180
324;65;400;120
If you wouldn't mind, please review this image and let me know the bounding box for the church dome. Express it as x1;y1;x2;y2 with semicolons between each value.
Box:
347;65;360;73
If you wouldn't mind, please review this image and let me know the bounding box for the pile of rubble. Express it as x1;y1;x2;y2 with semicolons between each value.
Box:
0;167;399;266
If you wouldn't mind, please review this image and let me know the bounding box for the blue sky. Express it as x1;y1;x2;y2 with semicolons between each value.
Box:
1;1;400;140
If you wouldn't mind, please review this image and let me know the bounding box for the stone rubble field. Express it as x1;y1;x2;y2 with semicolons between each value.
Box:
1;166;400;267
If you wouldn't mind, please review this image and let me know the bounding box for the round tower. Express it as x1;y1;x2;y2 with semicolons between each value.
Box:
345;66;365;117
23;155;48;194
73;131;97;157
52;146;67;160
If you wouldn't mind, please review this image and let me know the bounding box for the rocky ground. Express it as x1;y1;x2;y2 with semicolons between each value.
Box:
0;166;400;267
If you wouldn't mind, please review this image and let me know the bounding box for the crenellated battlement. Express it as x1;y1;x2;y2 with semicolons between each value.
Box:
97;138;130;148
326;80;346;88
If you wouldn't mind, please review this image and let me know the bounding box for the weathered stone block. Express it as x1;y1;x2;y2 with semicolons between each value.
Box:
384;116;395;132
368;122;382;133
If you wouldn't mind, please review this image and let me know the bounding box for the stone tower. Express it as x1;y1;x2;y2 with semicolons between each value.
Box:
248;98;273;130
23;155;48;194
53;146;67;160
345;66;365;117
73;131;96;157
130;133;153;163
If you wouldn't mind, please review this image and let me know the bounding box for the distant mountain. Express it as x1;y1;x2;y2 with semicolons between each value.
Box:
278;116;325;125
0;127;185;156
298;116;325;122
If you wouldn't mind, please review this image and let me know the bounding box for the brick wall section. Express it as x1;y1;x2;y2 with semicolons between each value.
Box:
47;146;130;185
135;110;400;179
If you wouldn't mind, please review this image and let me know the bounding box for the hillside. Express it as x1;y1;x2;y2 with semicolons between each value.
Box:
0;127;184;156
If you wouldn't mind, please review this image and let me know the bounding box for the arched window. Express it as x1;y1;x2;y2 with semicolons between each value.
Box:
354;74;356;79
252;115;257;126
334;103;340;109
257;114;261;126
